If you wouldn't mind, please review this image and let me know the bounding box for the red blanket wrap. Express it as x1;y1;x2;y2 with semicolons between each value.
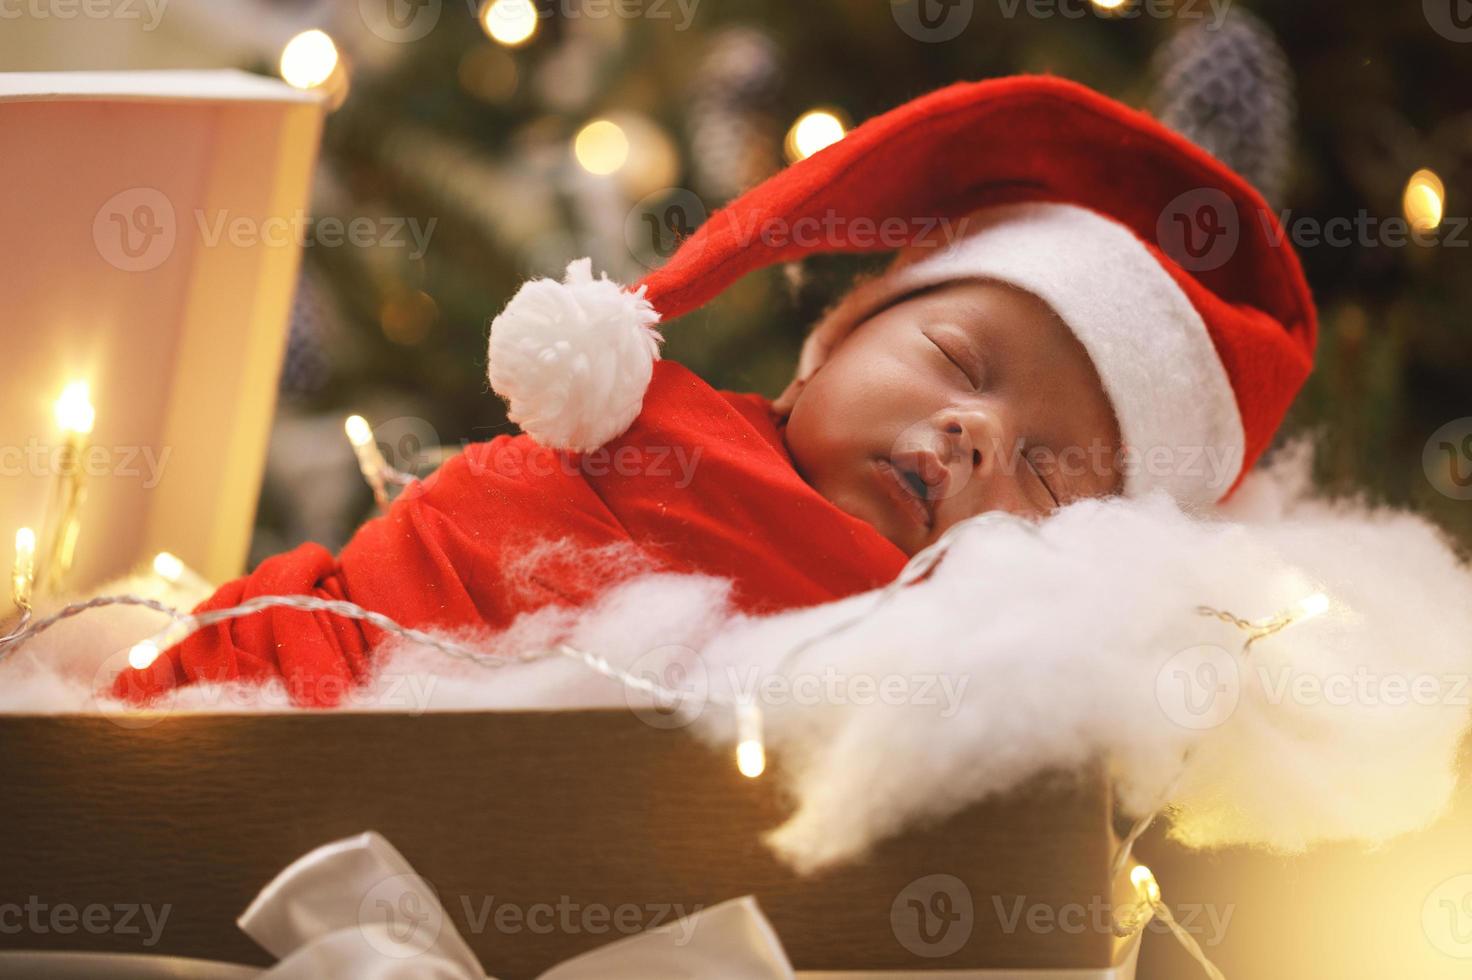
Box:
113;362;907;706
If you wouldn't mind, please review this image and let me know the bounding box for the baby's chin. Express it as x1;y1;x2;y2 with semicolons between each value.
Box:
783;430;928;555
817;459;931;558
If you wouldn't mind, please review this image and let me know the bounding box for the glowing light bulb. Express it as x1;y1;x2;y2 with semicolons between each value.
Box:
150;551;210;595
480;0;539;47
574;119;630;175
1091;0;1130;10
1130;864;1161;905
280;30;340;90
128;639;160;671
737;738;766;779
127;618;195;670
1403;168;1445;233
345;414;373;449
12;527;35;609
152;551;185;584
1292;591;1331;623
345;415;393;508
735;700;766;779
14;528;35;568
54;381;95;435
784;109;847;163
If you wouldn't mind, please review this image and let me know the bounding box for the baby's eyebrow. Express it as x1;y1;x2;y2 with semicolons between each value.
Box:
863;283;949;325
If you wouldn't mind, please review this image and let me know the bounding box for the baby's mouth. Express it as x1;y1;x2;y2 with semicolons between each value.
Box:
874;458;935;532
897;465;929;499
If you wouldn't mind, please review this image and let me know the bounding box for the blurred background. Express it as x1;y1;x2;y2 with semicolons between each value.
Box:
0;0;1466;564
2;4;1471;977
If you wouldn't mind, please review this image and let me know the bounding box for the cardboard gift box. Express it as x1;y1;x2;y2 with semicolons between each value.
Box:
0;70;323;614
0;710;1139;977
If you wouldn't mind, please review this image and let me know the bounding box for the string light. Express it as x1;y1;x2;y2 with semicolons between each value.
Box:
345;415;392;510
1129;864;1161;904
152;551;211;595
736;698;766;779
1198;589;1333;652
127;616;195;671
54;381;96;435
11;528;35;611
1113;862;1226;980
1292;591;1331;622
480;0;539;47
344;414;373;450
127;638;160;671
101;593;740;718
1090;0;1132;12
2;587;756;778
45;380;95;594
152;551;185;584
574;119;630;175
342;415;426;508
784;109;847;163
0;593;178;655
280;30;340;90
1403;168;1445;233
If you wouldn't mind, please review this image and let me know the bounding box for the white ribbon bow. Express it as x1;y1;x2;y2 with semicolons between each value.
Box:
239;831;796;980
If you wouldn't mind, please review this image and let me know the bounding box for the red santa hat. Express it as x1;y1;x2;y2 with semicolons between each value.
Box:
487;75;1317;507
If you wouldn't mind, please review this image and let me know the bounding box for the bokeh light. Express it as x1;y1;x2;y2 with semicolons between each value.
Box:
574;119;631;175
279;29;339;90
480;0;539;48
458;45;518;103
1403;168;1445;233
380;290;439;346
784;109;847;162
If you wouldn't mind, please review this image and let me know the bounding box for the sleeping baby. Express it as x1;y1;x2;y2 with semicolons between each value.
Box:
113;75;1315;706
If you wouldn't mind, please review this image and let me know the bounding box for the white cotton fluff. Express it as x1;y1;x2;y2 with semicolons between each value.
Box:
3;444;1470;875
697;485;1472;872
486;258;663;452
0;571;209;716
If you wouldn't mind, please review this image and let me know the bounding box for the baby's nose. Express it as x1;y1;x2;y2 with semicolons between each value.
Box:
938;405;1012;471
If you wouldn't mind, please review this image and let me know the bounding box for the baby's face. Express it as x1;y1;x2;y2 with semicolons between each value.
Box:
784;280;1123;556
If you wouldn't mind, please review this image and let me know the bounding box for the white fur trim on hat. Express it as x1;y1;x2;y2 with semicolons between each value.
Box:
790;202;1245;508
487;258;663;453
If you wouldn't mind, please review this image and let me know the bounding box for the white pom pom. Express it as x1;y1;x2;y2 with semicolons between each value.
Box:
487;258;663;452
